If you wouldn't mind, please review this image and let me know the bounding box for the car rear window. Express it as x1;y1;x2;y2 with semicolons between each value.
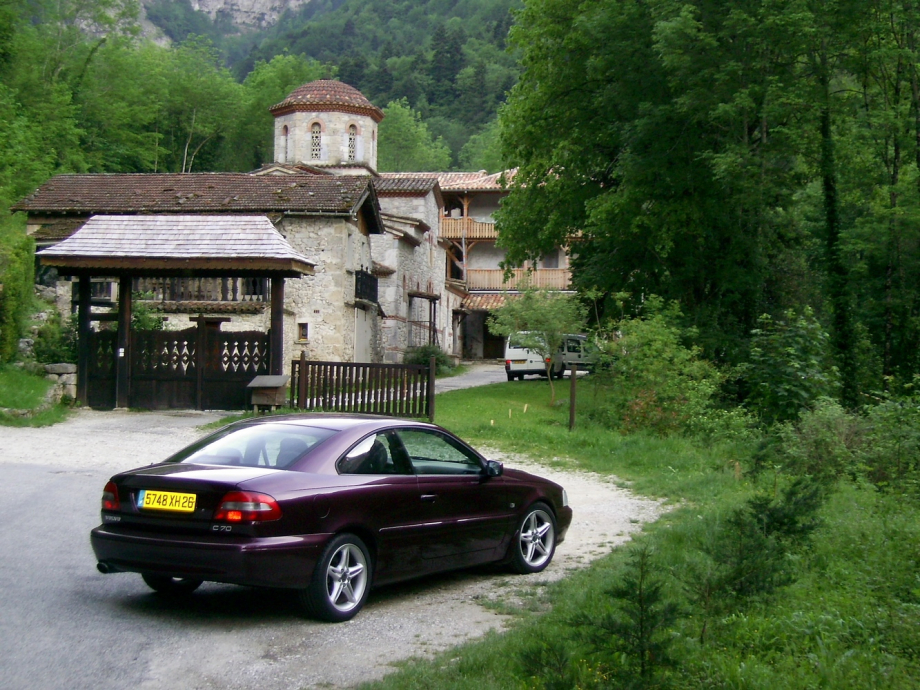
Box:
167;423;337;469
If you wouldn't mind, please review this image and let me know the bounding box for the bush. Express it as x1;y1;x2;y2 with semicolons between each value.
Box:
742;308;839;425
404;344;453;374
32;311;77;364
589;297;725;436
772;398;864;480
861;386;920;492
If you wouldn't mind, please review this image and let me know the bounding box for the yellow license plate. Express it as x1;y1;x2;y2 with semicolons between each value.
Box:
512;360;526;364
138;490;197;513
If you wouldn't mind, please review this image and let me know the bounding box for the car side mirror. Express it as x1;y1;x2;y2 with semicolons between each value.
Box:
483;460;503;477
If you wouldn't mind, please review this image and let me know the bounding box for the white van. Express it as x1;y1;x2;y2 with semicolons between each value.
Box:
552;334;596;377
504;333;551;381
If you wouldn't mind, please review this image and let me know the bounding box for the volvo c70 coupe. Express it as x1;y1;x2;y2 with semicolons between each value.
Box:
91;414;573;621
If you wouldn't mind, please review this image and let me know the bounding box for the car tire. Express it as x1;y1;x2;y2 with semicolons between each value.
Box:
301;533;372;622
506;372;514;381
141;574;203;595
510;502;557;574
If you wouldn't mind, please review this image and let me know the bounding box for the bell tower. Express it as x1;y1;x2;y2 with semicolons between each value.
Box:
270;80;384;174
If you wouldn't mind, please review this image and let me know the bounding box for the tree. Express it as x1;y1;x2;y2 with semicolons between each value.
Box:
487;289;586;403
377;98;451;171
459;118;503;172
222;53;329;171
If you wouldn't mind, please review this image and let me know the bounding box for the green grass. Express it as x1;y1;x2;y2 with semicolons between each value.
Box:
0;365;53;409
0;404;71;427
346;380;920;690
0;365;72;427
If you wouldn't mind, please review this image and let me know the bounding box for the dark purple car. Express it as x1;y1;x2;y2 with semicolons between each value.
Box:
91;414;572;621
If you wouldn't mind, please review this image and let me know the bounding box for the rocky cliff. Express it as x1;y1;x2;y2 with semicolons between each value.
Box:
188;0;312;29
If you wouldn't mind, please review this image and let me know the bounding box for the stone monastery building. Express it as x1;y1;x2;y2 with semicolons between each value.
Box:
14;80;571;408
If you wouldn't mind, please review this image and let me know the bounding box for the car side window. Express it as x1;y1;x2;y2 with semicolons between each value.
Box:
338;431;413;475
396;429;483;475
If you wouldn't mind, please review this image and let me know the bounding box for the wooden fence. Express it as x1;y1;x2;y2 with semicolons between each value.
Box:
290;353;436;422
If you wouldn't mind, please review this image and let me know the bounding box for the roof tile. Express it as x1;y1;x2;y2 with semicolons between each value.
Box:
13;173;372;215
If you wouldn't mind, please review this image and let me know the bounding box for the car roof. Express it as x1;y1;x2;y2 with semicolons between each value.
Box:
231;413;436;433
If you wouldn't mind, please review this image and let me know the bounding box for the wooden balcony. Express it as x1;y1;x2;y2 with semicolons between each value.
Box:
466;268;571;290
440;217;499;240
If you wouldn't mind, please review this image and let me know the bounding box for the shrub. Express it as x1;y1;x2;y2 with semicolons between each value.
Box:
861;386;920;492
589;297;725;436
773;398;864;480
742;308;839;425
404;344;453;374
32;311;77;364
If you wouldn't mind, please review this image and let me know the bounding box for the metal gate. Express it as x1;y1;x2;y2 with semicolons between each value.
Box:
87;323;269;410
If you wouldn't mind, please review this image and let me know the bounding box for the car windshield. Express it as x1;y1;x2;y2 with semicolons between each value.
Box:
166;423;337;469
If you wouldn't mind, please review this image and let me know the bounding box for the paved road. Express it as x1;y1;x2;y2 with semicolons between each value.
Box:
434;362;507;393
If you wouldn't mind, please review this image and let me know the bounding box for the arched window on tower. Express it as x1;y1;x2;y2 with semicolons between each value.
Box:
311;122;322;160
348;125;357;162
281;125;289;163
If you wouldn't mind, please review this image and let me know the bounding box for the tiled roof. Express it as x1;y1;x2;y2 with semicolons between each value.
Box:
29;218;85;243
374;176;439;196
462;292;522;311
37;215;315;275
270;80;385;122
436;170;516;192
13;173;372;215
378;170;515;192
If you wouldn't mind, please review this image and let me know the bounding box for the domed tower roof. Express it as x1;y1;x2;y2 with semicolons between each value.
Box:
269;80;384;122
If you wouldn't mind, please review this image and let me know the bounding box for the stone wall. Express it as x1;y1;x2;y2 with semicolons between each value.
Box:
277;215;376;364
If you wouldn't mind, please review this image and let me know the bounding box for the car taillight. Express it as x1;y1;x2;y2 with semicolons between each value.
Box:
102;481;120;511
214;491;282;522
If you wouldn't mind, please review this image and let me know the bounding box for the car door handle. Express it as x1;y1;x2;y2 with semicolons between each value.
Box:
421;494;438;502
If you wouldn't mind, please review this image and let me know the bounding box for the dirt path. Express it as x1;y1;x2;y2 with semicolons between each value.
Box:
0;410;662;689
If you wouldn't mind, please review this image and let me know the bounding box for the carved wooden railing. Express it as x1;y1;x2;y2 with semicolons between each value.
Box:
132;277;269;303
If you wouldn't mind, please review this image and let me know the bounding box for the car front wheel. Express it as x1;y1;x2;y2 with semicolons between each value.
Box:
141;574;202;595
301;533;372;622
510;503;557;574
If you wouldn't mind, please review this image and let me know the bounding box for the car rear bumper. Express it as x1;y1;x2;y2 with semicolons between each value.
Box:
91;526;331;588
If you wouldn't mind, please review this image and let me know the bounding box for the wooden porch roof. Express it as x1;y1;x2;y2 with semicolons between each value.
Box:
36;215;315;276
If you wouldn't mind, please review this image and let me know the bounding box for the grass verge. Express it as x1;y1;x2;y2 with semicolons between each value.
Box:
0;364;53;408
0;365;72;427
352;380;920;689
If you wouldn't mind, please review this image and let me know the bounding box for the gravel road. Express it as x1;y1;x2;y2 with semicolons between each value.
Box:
0;385;662;689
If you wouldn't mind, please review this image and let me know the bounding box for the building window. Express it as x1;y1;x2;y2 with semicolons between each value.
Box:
297;323;309;341
311;122;321;160
281;125;289;163
348;125;357;161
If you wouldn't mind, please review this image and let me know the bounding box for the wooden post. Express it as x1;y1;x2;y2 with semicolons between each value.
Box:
427;356;436;423
76;276;92;405
569;363;578;431
297;350;307;409
115;277;132;408
270;277;285;376
195;316;206;410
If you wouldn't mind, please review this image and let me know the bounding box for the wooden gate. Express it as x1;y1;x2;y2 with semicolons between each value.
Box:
87;323;269;410
86;330;117;409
